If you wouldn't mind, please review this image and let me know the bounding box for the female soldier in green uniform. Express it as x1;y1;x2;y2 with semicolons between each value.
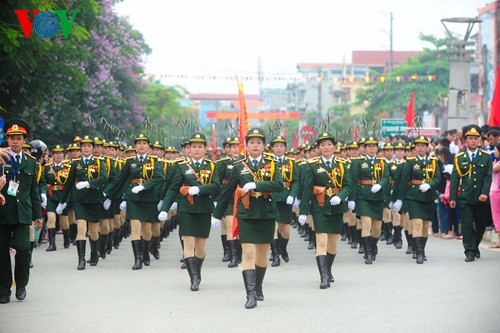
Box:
57;136;107;270
158;133;220;291
44;145;72;250
298;132;352;289
348;137;390;265
394;136;441;264
104;134;163;270
270;135;300;266
212;128;284;309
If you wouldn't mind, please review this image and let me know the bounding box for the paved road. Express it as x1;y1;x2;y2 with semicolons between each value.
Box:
1;227;499;333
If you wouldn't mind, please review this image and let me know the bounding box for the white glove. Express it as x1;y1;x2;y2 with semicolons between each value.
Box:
103;199;111;210
158;211;168;221
120;201;127;210
393;199;402;212
41;193;47;209
293;198;301;208
211;217;221;228
286;196;294;205
419;184;431;193
157;200;163;211
298;215;307;225
56;202;67;215
388;201;395;210
371;184;382;193
131;185;145;194
75;181;89;190
242;182;256;193
348;201;356;211
188;186;200;195
169;202;177;212
330;196;342;206
213;202;217;208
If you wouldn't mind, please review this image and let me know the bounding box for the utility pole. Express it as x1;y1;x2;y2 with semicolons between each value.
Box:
317;67;323;118
257;57;263;95
389;12;394;73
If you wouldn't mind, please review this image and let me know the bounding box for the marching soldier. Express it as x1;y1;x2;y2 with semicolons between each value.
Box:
0;119;43;303
348;136;389;264
394;136;441;264
381;143;395;245
344;141;361;249
57;136;107;270
212;128;284;309
389;143;406;249
298;132;352;289
449;125;492;262
270;135;300;266
104;134;163;270
215;137;243;268
158;133;220;291
43;145;72;250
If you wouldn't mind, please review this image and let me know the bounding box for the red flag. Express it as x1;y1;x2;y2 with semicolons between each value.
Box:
405;91;415;127
489;68;500;126
233;81;249;238
293;130;299;148
237;81;249;155
211;124;217;158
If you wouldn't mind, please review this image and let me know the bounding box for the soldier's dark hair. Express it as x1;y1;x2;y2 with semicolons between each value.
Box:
486;129;499;138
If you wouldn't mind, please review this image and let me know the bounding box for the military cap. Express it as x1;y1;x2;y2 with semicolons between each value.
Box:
102;140;110;147
364;136;378;145
316;132;335;145
462;124;481;138
52;145;65;152
125;145;135;153
271;135;287;145
245;128;266;143
190;133;207;144
393;142;405;150
134;133;150;144
164;146;177;152
73;136;82;143
298;143;308;151
181;138;191;147
4;118;30;136
229;137;239;145
80;135;94;145
288;148;296;154
67;143;81;151
414;135;429;145
222;137;232;147
93;137;103;145
152;141;163;149
383;142;395;150
22;141;30;149
346;141;359;149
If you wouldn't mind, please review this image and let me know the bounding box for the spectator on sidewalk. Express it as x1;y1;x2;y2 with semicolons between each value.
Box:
489;142;500;248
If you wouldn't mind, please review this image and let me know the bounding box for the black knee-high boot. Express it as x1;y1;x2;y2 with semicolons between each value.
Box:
89;238;99;266
363;237;373;264
308;230;316;250
270;240;280;267
349;226;358;248
113;227;121;249
142;239;151;266
69;223;77;245
76;240;86;270
380;222;387;241
221;235;230;262
255;265;267;301
415;237;425;264
422;237;428;261
62;228;70;248
279;234;290;262
316;255;330;289
371;236;379;261
98;234;108;259
150;236;160;260
46;228;57;251
242;269;257;309
358;229;365;253
327;252;336;282
106;231;113;254
341;223;348;241
131;240;142;270
195;256;204;282
394;225;403;249
185;257;200;291
405;231;413;254
386;222;394;245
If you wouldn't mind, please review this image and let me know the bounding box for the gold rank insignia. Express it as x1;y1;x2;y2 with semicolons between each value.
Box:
361;162;369;168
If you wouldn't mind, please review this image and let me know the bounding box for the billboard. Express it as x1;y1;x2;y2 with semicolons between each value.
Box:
478;3;498;105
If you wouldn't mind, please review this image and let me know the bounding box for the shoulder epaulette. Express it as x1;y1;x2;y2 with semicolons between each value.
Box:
95;156;105;160
205;159;213;163
406;157;416;160
456;151;465;157
62;159;71;163
264;152;275;158
72;158;80;162
307;157;320;164
178;160;189;165
233;159;245;164
480;149;490;155
45;162;53;166
216;157;230;163
350;157;362;160
429;156;438;159
126;156;135;160
26;154;36;160
335;157;347;163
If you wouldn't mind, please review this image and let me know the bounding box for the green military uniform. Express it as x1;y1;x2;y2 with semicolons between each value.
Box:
349;139;390;221
272;148;300;224
44;148;71;215
450;125;492;261
213;129;284;244
0;119;42;303
299;155;352;234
